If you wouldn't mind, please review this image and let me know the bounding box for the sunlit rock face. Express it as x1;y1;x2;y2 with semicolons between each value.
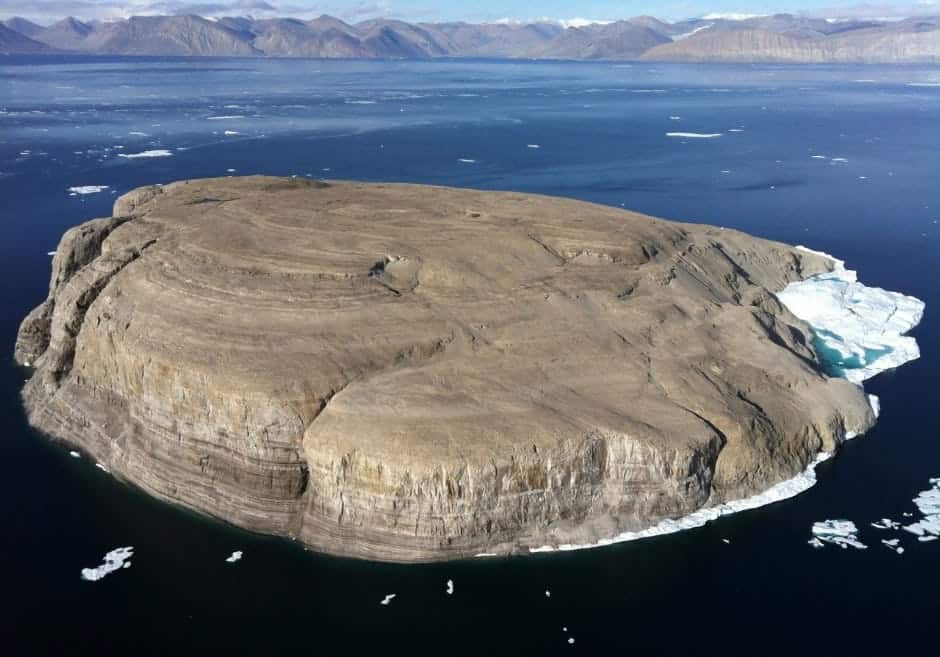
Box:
17;176;887;562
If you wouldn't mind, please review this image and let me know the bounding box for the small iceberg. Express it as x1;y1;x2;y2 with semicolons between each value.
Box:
225;550;243;563
902;478;940;540
527;144;541;149
380;593;396;605
458;158;476;163
446;579;454;595
224;130;240;136
67;185;109;195
666;132;722;139
809;520;866;549
69;450;80;458
871;518;901;530
118;150;173;159
207;115;245;120
81;547;133;581
777;247;925;385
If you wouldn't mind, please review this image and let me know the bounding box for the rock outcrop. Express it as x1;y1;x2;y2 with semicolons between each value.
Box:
16;177;874;562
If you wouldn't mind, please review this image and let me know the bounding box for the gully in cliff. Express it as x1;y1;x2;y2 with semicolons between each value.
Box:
14;176;924;563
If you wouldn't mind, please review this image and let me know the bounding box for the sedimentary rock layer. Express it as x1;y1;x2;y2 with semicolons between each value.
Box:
16;176;874;562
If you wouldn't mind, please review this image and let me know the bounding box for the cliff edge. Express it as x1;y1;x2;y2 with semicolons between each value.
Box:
15;176;874;561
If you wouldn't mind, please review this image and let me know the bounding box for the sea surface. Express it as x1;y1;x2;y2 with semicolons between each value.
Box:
2;56;938;656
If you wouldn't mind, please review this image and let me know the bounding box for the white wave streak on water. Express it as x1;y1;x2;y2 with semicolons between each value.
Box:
778;247;925;385
666;132;722;138
81;547;133;581
117;150;173;159
207;115;245;120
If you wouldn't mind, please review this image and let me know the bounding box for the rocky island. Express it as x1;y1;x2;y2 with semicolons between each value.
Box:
15;176;890;562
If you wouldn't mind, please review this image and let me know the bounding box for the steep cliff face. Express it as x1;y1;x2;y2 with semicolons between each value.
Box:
16;177;874;562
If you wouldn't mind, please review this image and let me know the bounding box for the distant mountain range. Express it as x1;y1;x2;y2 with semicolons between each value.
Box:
2;12;940;62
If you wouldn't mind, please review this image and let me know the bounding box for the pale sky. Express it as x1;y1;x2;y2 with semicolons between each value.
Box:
1;0;938;25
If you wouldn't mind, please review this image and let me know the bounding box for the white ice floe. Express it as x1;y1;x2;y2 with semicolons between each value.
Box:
880;538;904;553
458;158;476;163
446;579;454;595
871;518;901;530
128;131;148;136
545;590;551;597
207;115;245;120
810;520;867;549
669;115;681;120
380;594;396;605
69;451;80;458
81;547;133;581
902;479;940;540
728;128;744;132
224;130;240;136
568;638;575;645
811;155;827;159
118;149;173;159
906;82;940;87
67;185;109;195
95;462;109;472
777;247;925;385
831;157;848;163
345;100;376;105
530;451;835;553
527;144;541;149
225;550;243;563
666;132;722;139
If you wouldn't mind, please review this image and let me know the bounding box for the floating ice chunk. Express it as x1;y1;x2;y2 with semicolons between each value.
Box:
224;130;240;136
666;132;722;138
881;538;899;547
808;537;825;549
831;157;848;163
902;479;940;539
69;451;80;458
728;128;744;132
722;538;731;544
225;551;243;563
527;144;541;149
811;155;827;159
207;115;244;120
95;462;109;472
871;518;900;530
777;248;925;385
227;168;236;173
906;82;940;87
669;115;681;120
47;251;56;256
67;185;109;195
568;637;575;644
128;131;148;136
868;394;881;417
118;150;173;159
811;519;867;549
918;535;938;542
458;158;476;163
380;594;396;605
344;100;376;105
81;547;133;581
446;579;454;595
545;590;551;597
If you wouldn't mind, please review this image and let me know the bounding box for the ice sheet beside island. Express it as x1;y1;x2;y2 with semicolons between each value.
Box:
778;247;925;385
528;247;925;555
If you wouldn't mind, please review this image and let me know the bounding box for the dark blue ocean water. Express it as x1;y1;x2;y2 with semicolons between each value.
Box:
1;56;938;656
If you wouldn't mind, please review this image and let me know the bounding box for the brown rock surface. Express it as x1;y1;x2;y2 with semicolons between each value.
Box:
16;176;874;561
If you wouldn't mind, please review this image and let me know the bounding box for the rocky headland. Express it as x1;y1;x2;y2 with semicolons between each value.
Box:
15;176;877;562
